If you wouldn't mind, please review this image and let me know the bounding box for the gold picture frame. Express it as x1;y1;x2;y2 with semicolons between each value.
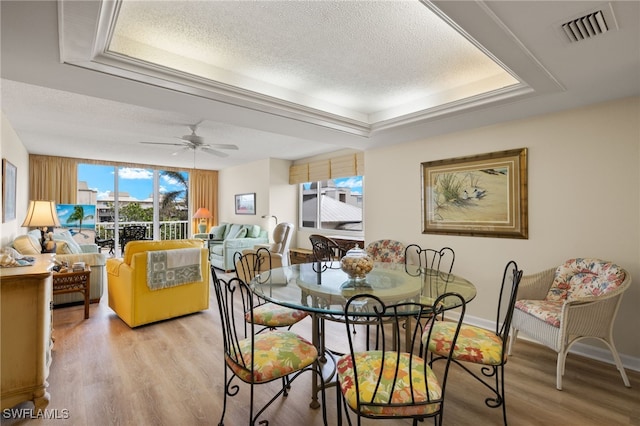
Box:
422;148;528;239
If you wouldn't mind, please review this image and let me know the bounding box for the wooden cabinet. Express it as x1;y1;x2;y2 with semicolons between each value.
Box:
289;248;314;265
1;254;53;410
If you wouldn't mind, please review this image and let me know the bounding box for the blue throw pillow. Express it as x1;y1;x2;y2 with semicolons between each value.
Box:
246;225;261;238
208;224;226;240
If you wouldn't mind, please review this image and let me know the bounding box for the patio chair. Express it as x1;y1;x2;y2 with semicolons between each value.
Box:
119;225;150;251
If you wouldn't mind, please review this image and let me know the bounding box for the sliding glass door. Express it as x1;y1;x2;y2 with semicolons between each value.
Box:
77;164;189;254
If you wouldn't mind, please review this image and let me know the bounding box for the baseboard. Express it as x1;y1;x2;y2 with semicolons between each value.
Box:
447;312;640;373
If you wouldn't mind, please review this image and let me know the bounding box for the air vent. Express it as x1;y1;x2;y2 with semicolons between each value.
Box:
561;10;609;42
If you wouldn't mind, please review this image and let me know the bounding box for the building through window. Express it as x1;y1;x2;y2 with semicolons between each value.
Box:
300;176;363;231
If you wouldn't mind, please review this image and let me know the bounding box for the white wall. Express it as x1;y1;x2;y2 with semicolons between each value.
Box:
219;157;296;241
1;111;30;247
365;96;640;364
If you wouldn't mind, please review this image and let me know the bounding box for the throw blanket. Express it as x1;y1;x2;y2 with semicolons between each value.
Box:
147;248;202;290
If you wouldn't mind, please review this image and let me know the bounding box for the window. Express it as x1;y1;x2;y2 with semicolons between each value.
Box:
300;176;363;231
77;164;189;251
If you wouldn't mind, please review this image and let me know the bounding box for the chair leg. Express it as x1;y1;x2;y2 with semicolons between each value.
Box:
507;328;518;355
556;350;568;390
604;338;631;387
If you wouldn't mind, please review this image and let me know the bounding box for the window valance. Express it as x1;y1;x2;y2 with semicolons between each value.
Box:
289;152;364;184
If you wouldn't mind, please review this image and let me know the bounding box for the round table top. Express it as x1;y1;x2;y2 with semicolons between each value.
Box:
251;261;476;316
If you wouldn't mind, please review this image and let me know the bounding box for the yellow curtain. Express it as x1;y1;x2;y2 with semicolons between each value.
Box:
189;169;219;234
29;155;77;203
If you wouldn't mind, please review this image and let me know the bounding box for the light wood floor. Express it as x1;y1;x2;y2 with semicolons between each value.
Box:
5;274;638;426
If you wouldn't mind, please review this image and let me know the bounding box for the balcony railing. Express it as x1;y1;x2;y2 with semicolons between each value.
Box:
96;221;190;242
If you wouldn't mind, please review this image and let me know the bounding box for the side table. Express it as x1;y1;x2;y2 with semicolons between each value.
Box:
52;267;91;319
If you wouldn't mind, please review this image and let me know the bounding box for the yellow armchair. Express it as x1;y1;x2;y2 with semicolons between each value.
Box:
107;239;209;328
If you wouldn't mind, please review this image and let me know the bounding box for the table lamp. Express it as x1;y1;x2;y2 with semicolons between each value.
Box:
21;200;61;252
193;207;212;233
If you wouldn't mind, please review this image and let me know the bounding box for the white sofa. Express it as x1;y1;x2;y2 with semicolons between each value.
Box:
10;229;106;304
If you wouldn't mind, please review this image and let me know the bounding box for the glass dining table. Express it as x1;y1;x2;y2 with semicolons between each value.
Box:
250;261;477;408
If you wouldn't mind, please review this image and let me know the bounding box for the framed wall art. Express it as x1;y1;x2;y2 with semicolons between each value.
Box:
2;159;17;223
235;193;256;215
421;148;528;239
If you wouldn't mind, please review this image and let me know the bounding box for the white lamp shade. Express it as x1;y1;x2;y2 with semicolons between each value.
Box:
21;200;61;228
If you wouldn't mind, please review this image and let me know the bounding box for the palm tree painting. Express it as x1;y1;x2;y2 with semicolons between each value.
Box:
56;204;97;240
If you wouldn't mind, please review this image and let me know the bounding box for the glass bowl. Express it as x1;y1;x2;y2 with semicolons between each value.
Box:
340;244;374;281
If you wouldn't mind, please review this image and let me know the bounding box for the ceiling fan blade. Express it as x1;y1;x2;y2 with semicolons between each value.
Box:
140;141;186;147
208;143;239;150
201;147;229;158
171;147;191;156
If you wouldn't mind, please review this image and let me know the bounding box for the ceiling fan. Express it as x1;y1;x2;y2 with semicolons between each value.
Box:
140;123;239;157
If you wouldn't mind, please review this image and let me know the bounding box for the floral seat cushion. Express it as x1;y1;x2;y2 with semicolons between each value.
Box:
225;330;317;383
424;322;506;365
546;258;625;302
366;240;406;263
514;258;625;328
336;351;441;417
514;299;563;327
246;302;309;327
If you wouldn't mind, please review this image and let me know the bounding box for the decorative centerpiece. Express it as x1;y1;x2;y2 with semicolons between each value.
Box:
340;244;374;285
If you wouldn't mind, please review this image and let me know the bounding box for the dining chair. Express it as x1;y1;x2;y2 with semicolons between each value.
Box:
404;244;455;276
234;248;309;332
365;239;406;263
404;245;455;324
423;260;523;425
309;234;344;262
336;292;467;426
211;265;327;426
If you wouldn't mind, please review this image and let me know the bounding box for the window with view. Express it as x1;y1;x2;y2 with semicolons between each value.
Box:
300;176;363;231
77;164;189;252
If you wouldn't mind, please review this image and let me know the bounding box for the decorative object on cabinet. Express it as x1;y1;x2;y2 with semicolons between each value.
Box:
235;192;256;215
421;148;528;239
21;200;62;251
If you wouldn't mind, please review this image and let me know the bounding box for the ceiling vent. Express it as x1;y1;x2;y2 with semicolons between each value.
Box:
561;10;611;42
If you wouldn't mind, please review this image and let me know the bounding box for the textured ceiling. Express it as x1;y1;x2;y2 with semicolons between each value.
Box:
106;0;518;123
1;1;639;171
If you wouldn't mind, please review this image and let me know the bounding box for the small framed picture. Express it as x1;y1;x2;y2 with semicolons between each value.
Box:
235;193;256;215
2;159;17;223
